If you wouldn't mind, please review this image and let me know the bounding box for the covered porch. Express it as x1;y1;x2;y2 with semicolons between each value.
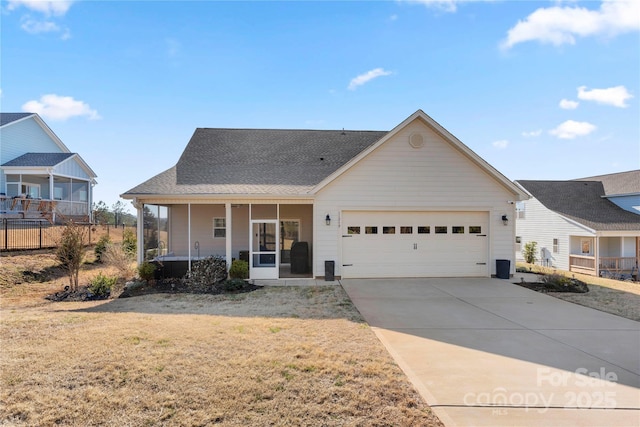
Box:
569;235;639;279
1;173;93;223
138;200;314;280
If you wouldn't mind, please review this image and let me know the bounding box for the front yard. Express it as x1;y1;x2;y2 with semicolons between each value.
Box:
0;256;443;426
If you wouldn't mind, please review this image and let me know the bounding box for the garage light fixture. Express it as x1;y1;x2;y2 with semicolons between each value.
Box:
325;214;331;226
502;214;508;226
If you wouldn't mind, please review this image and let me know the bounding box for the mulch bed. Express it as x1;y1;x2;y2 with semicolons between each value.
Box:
514;279;589;293
45;285;110;302
118;278;262;298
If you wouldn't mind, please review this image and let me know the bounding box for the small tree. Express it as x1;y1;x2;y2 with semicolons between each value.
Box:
122;229;137;258
523;241;538;264
56;221;87;292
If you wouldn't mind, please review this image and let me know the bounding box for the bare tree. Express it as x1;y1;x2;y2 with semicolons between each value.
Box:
56;221;87;292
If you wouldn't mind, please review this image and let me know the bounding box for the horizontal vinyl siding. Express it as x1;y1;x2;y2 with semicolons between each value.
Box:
314;119;517;278
515;197;594;271
1;118;65;193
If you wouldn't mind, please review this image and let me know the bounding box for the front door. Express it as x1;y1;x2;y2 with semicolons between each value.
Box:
250;220;278;279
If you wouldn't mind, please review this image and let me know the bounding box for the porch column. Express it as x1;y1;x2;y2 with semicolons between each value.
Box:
49;172;55;223
225;203;232;270
188;203;192;272
134;200;144;264
595;236;600;277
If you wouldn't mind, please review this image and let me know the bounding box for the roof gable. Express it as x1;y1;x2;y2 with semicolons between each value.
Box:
312;110;528;199
517;180;640;231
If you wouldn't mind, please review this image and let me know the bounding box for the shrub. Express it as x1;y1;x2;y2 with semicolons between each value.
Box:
56;221;87;292
541;273;588;293
229;260;249;279
94;235;111;263
220;278;249;292
522;241;538;264
138;261;156;282
182;256;227;293
88;272;117;297
122;229;137;257
104;243;136;279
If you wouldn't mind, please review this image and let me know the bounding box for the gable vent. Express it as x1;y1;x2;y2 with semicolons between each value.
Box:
409;133;424;148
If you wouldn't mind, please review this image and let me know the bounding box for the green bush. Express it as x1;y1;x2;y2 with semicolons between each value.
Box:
523;241;538;264
94;235;111;263
138;261;156;282
122;229;137;258
88;272;117;297
229;260;249;279
220;278;249;292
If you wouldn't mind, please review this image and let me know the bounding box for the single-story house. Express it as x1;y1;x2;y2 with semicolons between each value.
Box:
0;113;97;223
515;176;640;278
121;110;528;280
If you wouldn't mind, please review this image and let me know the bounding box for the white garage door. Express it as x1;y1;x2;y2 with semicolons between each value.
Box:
341;211;489;278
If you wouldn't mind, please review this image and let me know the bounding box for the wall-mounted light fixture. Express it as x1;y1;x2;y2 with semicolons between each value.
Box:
502;214;508;226
325;214;331;226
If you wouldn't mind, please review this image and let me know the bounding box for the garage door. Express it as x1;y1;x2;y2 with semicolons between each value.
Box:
341;211;489;278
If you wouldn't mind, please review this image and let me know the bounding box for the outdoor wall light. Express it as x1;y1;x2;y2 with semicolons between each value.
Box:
325;214;331;226
502;214;509;226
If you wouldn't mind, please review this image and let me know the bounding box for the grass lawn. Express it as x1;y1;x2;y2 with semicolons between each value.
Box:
0;252;443;426
515;262;640;321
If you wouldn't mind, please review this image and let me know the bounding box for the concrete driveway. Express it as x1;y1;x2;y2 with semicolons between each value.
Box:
341;278;640;427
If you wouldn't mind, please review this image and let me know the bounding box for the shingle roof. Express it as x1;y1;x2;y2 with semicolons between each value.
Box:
2;152;75;167
0;113;34;127
574;170;640;196
124;128;388;196
517;180;640;231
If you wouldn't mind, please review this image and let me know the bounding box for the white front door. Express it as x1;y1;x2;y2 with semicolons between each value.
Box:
250;220;279;279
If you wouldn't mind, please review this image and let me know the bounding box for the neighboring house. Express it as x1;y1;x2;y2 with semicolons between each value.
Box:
575;170;640;215
0;113;97;223
122;110;528;280
515;178;640;278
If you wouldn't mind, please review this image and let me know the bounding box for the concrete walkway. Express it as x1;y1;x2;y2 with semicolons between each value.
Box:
341;278;640;427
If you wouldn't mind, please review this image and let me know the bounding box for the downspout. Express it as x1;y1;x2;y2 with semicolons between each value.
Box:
49;170;55;223
188;203;192;272
134;199;144;264
595;235;600;277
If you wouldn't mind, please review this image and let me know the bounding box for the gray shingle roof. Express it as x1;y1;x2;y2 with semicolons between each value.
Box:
0;113;34;127
2;152;75;167
517;180;640;231
574;170;640;196
124;128;388;196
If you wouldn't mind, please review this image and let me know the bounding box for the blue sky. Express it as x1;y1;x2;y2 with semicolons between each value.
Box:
1;0;638;212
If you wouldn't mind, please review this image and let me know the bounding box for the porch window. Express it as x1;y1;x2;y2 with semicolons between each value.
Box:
581;239;591;255
553;238;559;253
21;183;40;198
515;236;522;252
213;218;226;238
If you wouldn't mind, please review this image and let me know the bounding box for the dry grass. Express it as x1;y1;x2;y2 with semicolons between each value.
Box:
0;251;442;426
516;262;640;321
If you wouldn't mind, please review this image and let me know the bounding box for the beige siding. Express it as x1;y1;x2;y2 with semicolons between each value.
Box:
515;197;594;271
314;119;517;278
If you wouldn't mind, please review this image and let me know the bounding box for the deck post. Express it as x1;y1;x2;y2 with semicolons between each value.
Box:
225;203;232;271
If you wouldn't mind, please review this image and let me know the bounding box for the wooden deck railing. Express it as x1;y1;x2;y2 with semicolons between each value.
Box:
569;255;596;275
0;197;88;220
599;257;638;272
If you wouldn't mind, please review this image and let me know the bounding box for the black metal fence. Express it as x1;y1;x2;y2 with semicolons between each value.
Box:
0;219;134;251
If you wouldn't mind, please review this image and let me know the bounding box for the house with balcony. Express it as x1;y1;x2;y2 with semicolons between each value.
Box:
0;113;97;224
515;176;640;278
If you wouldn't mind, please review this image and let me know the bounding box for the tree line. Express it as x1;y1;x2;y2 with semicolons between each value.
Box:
92;200;137;226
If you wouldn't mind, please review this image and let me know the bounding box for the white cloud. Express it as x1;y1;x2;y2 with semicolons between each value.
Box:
348;68;393;91
521;129;542;137
501;0;640;49
549;120;596;139
492;139;509;149
389;14;398;21
166;38;181;58
559;99;579;109
20;16;59;34
402;0;475;13
7;0;73;16
577;85;633;108
22;94;101;121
